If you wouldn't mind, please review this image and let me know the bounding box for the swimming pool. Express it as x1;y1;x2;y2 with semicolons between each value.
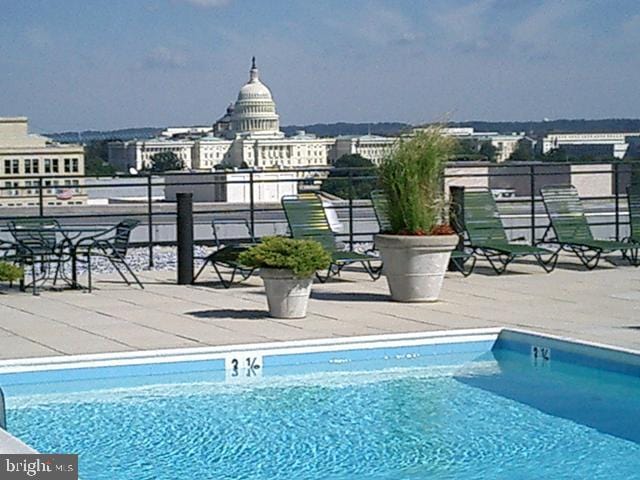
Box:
1;329;639;479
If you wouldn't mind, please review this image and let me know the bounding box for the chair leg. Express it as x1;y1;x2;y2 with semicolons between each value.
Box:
31;262;38;296
121;260;144;289
363;261;383;281
213;263;235;289
109;258;132;286
572;247;601;270
193;259;210;282
485;253;513;275
87;255;93;293
536;249;559;273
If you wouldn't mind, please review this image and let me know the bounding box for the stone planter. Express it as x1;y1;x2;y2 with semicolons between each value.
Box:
375;234;458;302
259;268;314;319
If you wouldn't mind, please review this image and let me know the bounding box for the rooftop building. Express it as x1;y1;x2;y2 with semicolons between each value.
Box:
0;117;86;208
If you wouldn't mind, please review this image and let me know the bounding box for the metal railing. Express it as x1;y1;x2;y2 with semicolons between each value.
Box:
1;161;638;269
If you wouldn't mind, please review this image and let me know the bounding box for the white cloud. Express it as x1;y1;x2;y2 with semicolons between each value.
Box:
431;0;497;52
144;46;188;69
328;6;423;47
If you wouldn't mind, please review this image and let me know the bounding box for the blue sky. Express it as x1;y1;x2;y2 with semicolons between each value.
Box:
1;0;639;131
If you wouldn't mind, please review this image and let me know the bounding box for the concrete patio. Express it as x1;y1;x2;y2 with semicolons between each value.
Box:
0;255;639;360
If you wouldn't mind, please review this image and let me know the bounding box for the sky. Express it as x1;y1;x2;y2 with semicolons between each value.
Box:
1;0;639;132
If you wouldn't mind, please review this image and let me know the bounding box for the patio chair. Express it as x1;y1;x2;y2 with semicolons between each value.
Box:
7;218;70;295
625;177;640;267
540;185;635;269
461;189;557;274
192;216;256;288
371;189;477;277
282;193;382;282
74;219;143;292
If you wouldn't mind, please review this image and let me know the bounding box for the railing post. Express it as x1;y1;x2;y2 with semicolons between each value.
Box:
614;162;620;241
176;192;194;285
530;164;536;244
448;185;465;271
38;177;44;217
348;170;354;251
249;171;255;240
147;174;154;268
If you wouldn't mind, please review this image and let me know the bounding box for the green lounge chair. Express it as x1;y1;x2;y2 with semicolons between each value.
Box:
282;194;382;282
540;185;634;269
462;189;557;274
371;189;476;277
193;216;256;288
624;175;640;265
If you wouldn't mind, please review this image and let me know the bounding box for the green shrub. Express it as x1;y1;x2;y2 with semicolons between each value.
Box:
0;262;23;283
378;128;455;234
238;237;331;278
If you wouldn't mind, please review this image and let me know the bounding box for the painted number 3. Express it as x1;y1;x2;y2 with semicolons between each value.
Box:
230;356;261;377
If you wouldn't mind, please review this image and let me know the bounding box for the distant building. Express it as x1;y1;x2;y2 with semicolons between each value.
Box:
332;134;396;165
541;132;640;159
440;127;528;163
160;126;212;138
0;117;86;208
107;137;195;171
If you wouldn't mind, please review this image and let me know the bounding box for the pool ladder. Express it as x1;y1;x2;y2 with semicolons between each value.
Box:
0;387;6;429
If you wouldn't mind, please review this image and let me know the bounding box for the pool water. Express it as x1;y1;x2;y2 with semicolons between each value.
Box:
5;348;640;479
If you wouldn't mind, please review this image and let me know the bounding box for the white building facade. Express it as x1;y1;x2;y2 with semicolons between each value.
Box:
542;132;640;159
331;135;396;165
0;117;86;208
108;137;195;171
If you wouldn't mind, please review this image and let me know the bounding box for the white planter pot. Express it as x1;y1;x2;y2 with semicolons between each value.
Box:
375;234;458;302
259;268;313;319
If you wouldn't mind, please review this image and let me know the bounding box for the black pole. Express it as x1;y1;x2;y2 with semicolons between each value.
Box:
448;186;465;271
147;175;154;268
530;164;536;244
38;177;44;217
249;171;255;240
348;171;354;251
614;162;620;241
177;192;194;285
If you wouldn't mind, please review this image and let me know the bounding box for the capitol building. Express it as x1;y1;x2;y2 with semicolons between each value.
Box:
108;58;395;172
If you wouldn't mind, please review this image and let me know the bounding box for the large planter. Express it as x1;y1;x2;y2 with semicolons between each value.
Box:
260;268;313;318
375;234;458;302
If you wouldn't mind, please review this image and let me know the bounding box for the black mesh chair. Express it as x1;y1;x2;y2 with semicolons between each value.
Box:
8;219;69;295
74;219;143;292
193;216;256;288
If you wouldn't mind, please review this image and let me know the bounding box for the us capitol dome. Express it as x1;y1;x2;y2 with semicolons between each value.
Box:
230;57;281;136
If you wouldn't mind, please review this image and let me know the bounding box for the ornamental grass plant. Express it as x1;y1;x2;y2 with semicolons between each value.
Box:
238;236;331;278
378;128;456;235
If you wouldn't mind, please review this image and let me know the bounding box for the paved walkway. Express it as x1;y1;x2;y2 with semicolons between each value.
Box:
0;255;638;360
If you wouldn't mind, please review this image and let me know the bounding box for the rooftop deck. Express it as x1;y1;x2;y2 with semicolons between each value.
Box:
0;255;638;360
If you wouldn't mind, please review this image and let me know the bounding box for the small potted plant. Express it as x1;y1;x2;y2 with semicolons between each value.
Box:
0;261;23;288
375;128;458;302
238;237;331;318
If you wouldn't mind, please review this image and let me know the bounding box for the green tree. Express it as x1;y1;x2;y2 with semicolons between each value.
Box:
146;151;184;172
450;139;485;161
84;140;116;176
479;141;497;162
322;154;378;199
541;148;568;162
508;139;534;162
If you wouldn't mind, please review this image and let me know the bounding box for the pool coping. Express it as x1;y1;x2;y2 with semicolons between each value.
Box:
0;328;502;374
